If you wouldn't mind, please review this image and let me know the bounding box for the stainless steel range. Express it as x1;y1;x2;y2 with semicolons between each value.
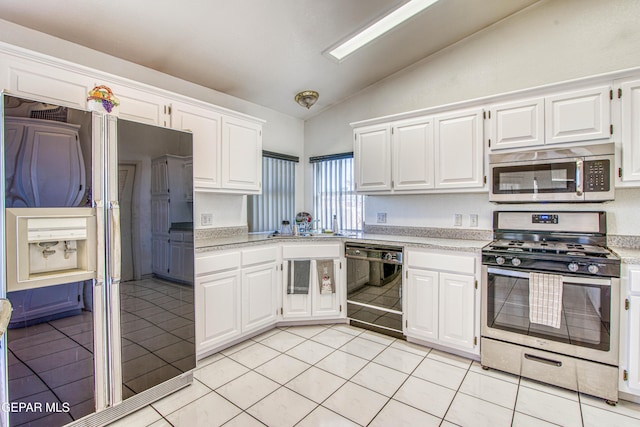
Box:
481;211;621;403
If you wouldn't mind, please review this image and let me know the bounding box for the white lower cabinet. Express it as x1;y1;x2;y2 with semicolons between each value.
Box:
405;248;479;354
168;231;194;284
620;264;640;397
241;254;278;334
281;243;345;321
197;268;242;351
195;245;278;356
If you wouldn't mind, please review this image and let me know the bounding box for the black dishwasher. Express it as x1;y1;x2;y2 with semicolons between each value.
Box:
345;243;404;338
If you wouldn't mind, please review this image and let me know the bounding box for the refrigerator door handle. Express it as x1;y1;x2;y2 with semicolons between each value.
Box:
109;201;121;283
95;199;105;284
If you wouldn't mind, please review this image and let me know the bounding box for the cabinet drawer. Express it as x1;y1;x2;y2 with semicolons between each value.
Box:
242;245;278;267
407;250;475;275
196;251;241;275
282;243;341;259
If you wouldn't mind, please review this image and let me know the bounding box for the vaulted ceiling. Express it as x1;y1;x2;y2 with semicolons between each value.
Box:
0;0;540;119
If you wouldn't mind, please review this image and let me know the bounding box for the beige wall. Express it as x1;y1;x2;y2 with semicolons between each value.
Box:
304;0;640;234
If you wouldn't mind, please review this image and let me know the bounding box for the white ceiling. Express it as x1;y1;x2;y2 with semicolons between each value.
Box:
0;0;539;120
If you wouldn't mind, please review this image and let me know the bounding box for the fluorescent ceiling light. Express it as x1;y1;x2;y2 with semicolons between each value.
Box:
327;0;440;61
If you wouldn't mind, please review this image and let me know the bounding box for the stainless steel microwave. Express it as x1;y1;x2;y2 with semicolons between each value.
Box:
489;143;615;203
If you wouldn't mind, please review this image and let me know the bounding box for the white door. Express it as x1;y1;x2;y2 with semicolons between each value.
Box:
150;199;170;234
545;86;611;144
151;237;170;277
151;158;169;195
196;271;242;351
169;239;184;281
620;79;640;183
392;117;435;191
628;294;640;393
171;103;222;190
19;122;86;207
405;269;439;341
438;273;475;349
282;260;312;319
242;264;278;333
354;124;392;192
110;84;169;126
3;119;26;207
312;259;343;318
221;116;262;193
8;60;92;109
489;98;544;150
434;108;484;189
625;265;640;394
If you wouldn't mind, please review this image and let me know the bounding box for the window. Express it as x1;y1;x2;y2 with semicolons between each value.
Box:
311;153;364;232
248;151;297;232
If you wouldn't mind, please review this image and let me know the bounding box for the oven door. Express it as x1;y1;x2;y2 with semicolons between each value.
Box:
481;266;619;365
490;157;583;202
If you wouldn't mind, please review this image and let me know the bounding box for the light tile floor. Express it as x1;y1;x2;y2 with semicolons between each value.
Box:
109;324;640;427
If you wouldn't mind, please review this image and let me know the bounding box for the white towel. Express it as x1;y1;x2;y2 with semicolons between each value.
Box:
529;272;563;329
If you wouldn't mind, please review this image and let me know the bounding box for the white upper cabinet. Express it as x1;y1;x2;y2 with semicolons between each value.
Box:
221;116;263;194
171;102;222;190
617;77;640;184
0;46;265;195
354;124;392;191
107;84;170;126
489;97;544;150
434;108;485;189
392;117;435;191
545;86;611;144
354;110;483;194
489;86;611;151
5;58;93;109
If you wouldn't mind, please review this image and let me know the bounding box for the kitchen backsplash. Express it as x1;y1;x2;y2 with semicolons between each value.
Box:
608;235;640;249
363;224;492;241
195;225;248;241
365;188;640;236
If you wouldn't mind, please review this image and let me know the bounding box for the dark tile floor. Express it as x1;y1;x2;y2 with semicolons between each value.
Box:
6;277;195;426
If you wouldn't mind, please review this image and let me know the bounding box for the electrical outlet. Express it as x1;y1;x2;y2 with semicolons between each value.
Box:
454;214;462;227
470;214;478;227
376;212;387;223
201;213;213;226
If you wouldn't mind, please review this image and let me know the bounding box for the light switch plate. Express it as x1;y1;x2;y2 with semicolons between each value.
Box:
454;214;462;227
201;213;213;226
470;214;478;227
377;212;387;223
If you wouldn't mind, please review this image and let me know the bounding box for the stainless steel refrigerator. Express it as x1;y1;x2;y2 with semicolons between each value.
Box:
1;93;195;426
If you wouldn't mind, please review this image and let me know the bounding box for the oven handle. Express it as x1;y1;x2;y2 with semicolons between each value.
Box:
345;253;403;265
576;159;583;196
486;267;612;287
524;353;562;367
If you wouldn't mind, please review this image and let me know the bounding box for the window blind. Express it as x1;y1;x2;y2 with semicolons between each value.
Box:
313;155;364;232
248;154;296;232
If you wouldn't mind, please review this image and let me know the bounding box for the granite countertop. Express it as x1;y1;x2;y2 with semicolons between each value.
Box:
195;231;490;254
610;247;640;265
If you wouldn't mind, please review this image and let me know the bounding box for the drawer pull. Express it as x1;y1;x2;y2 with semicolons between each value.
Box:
524;353;562;367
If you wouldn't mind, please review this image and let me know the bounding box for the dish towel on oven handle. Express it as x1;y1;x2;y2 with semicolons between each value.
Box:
529;272;563;329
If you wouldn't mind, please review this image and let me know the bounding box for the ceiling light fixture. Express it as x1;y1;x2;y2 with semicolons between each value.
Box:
295;90;319;109
326;0;440;61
